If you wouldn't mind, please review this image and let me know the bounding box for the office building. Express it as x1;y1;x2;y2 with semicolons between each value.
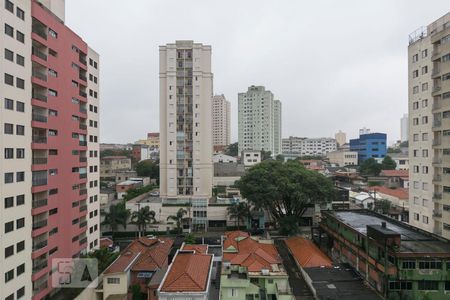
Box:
238;85;282;156
359;127;371;135
0;1;101;298
408;13;450;237
282;136;337;157
401;113;409;142
159;41;213;231
335;130;346;147
349;133;387;163
212;94;230;150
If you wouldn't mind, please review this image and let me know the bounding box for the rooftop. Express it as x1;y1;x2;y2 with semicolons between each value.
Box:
159;250;213;293
324;210;450;254
379;169;409;178
369;186;408;200
104;237;173;274
182;244;208;254
285;237;332;268
102;156;129;160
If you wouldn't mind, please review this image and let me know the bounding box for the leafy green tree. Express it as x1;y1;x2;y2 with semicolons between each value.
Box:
100;149;132;158
387;147;401;154
261;150;272;161
135;159;159;182
275;154;285;162
184;233;196;244
101;203;130;238
167;208;188;233
88;247;119;273
381;155;397;170
378;199;391;214
130;206;156;236
227;202;251;229
131;284;143;300
359;158;382;176
123;185;154;201
236;160;335;235
224;142;238;156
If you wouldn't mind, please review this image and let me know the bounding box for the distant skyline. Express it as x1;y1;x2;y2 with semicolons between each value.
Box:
66;0;450;145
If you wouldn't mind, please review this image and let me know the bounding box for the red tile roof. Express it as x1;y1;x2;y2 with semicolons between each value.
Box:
104;237;173;274
160;251;212;292
370;186;409;200
285;237;332;268
100;237;114;248
380;169;409;178
182;244;208;254
223;231;282;272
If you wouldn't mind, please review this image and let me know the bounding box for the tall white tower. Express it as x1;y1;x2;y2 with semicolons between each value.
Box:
401;113;409;142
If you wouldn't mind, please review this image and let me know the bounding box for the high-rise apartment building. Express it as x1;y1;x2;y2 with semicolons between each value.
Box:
238;85;282;156
1;1;100;299
335;130;346;147
400;113;409;142
211;94;230;149
408;13;450;237
159;41;213;230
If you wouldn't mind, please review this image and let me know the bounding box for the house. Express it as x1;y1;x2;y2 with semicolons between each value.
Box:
100;156;132;178
220;231;294;300
116;180;143;200
213;153;237;163
97;237;173;300
379;169;409;189
158;248;214;300
241;150;261;167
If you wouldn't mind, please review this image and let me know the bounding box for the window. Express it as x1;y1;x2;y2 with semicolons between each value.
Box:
412;54;418;62
16;54;24;66
16;101;24;112
414;213;419;221
413;70;418;78
16;195;24;206
423;215;429;224
422;166;429;174
49;149;58;155
422;133;428;141
422;149;428;157
389;281;412;290
16;217;24;229
413;134;419;141
16;30;24;43
422;82;428;91
413;101;419;109
4;148;13;159
17;286;25;299
16;241;24;252
5;0;13;13
5;221;13;233
48;69;57;77
413;86;419;94
48;28;57;38
107;277;120;284
48;129;57;136
5;73;13;85
16;7;24;20
4;196;13;208
422;116;428;124
422;49;428;58
4;172;13;183
16;263;24;276
16;77;24;89
422;66;428;74
16;148;24;159
16;125;24;135
5;48;13;61
419;261;442;269
5;245;14;258
5;24;13;37
418;280;439;290
5;98;13;110
443;72;450;81
49;89;57;97
5;269;14;282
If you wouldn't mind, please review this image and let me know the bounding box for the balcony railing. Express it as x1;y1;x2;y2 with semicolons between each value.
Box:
433;86;442;93
32;198;48;209
33;281;47;294
431;50;441;60
79;221;87;228
32;47;47;61
79;107;87;114
32;157;47;165
32;69;47;82
32;260;48;274
32;219;47;229
432;68;440;77
79;205;87;212
32;27;47;40
79;173;87;179
79;237;87;245
433;175;442;182
79;124;87;130
79;141;87;146
32;93;47;102
79;157;87;163
79;56;87;65
79;91;87;98
32;240;47;251
32;177;47;186
32;136;47;144
79;189;87;195
433;210;443;218
79;74;87;81
32;113;47;123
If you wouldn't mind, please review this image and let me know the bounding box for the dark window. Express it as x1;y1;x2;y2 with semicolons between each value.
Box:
16;125;24;135
16;148;24;158
4;172;13;183
4;48;13;61
49;188;58;195
5;73;14;85
16;171;24;182
49;149;58;155
5;269;14;282
49;247;58;255
4;123;13;134
49;227;58;236
5;294;13;300
5;0;13;13
16;77;24;89
5;98;13;109
419;261;442;269
16;217;24;229
4;196;14;208
16;30;24;43
49;208;57;215
5;148;13;159
16;241;24;252
16;194;24;206
4;245;13;258
4;221;13;233
16;263;24;276
418;280;439;290
16;54;24;66
16;101;24;112
402;261;416;269
16;7;25;20
17;286;25;298
4;23;13;37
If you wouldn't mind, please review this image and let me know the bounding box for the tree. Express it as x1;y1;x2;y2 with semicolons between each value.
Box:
275;154;284;162
101;203;130;238
135;159;159;182
130;206;156;237
167;208;188;233
236;160;335;235
100;148;132;158
225;142;238;157
381;155;397;170
359;158;382;176
88;247;119;273
123;185;154;201
184;233;196;244
387;147;401;154
227;202;251;229
261;150;272;161
377;199;391;214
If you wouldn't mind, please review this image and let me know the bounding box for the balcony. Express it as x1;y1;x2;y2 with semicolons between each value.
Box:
431;50;441;60
32;171;47;186
32;19;47;40
79;123;87;130
79;73;87;82
79;205;87;212
32;198;47;209
79;173;87;179
433;175;442;183
433;158;443;165
33;279;47;295
32;219;47;230
79;221;87;228
32;157;47;165
32;47;47;61
79;156;87;163
79;53;87;66
434;193;443;200
432;68;441;78
79;90;87;98
79;106;87;114
79;189;87;195
32;68;47;82
433;85;442;95
32;92;47;102
433;210;443;218
32;259;48;274
32;113;47;123
32;240;47;251
79;141;87;146
79;237;87;245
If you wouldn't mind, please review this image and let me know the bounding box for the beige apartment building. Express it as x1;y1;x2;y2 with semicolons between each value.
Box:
408;12;450;237
0;1;33;299
326;150;358;166
159;41;213;230
212;94;230;149
136;132;160;149
100;156;132;178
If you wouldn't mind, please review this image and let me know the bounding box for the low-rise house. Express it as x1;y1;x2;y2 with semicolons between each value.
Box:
100;156;132;178
379;169;409;188
116;180;143;199
115;170;138;183
213;153;237;163
97;236;173;300
158;248;214;300
220;231;294;300
241;150;261;167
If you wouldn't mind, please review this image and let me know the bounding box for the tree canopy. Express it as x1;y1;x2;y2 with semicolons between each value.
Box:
359;158;382;176
135;159;159;182
224;142;238;157
261;150;272;161
381;155;397;170
236;160;335;235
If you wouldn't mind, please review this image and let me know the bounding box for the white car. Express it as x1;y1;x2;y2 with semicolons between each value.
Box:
150;191;159;197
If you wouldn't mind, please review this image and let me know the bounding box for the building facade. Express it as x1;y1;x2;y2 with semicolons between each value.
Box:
159;41;213;231
100;156;131;178
1;1;100;298
212;94;230;149
349;133;387;163
136;132;160;149
335;130;346;147
408;13;450;238
401;113;409;142
282;136;337;157
238;85;282;156
326;150;358;166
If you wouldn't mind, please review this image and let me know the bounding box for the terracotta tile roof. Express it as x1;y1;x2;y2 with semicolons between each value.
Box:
285;237;332;268
370;186;409;200
380;170;409;178
100;237;114;248
223;231;282;272
160;251;212;292
182;244;208;254
104;237;173;274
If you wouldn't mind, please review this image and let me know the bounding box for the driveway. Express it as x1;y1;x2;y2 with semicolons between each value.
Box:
275;239;315;300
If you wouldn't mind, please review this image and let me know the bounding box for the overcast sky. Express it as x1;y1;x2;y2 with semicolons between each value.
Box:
66;0;449;145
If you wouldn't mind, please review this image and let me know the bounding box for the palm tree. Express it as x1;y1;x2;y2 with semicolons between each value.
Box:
167;208;188;233
130;206;156;237
101;203;130;239
227;202;251;229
